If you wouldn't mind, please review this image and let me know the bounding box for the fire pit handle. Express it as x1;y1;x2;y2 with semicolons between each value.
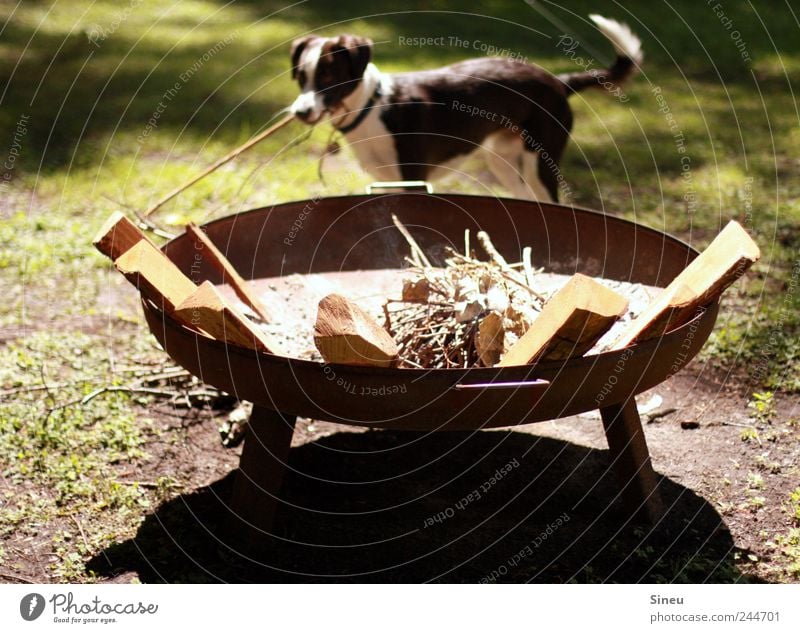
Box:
366;180;434;194
453;379;551;391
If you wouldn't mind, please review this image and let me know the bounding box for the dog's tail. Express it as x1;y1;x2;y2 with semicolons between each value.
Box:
558;14;643;95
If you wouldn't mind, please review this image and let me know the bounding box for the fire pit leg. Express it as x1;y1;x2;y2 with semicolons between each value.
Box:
227;406;296;548
599;398;664;523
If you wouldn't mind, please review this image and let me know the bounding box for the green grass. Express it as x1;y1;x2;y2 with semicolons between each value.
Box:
1;0;799;582
771;487;800;580
0;331;157;580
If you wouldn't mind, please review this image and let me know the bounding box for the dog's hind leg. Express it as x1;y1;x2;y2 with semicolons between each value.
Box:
522;109;571;202
484;132;533;199
521;152;555;202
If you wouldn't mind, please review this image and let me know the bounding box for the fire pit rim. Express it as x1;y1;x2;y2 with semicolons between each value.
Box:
179;192;701;275
146;192;717;377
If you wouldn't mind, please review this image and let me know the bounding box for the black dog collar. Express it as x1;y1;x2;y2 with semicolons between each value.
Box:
335;85;382;135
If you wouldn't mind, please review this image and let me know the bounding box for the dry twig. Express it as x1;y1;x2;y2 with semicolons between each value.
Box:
392;213;432;268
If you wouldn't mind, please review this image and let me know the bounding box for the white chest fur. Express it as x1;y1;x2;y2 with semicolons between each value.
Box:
336;65;400;182
342;110;400;182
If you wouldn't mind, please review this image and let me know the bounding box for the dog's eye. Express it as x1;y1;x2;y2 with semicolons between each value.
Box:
297;70;307;85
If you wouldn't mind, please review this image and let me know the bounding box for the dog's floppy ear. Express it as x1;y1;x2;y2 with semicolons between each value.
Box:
333;35;373;78
290;35;315;79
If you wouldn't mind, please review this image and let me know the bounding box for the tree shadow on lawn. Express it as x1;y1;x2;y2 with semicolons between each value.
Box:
0;16;290;172
6;0;799;174
233;0;800;77
88;429;751;583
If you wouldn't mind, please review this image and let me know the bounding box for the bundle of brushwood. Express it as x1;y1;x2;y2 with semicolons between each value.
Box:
376;216;633;369
381;219;549;369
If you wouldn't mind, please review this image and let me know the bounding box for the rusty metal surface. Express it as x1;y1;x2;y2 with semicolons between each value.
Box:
145;193;718;431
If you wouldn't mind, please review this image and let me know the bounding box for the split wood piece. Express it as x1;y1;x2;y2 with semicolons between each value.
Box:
612;220;760;349
93;211;155;261
314;293;399;367
174;281;277;353
96;212;279;353
498;273;628;367
113;240;197;313
185;223;271;323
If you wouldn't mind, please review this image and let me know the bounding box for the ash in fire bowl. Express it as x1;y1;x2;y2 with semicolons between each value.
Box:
238;262;658;366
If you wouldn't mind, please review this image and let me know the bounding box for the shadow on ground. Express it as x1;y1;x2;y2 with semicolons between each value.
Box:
87;429;749;583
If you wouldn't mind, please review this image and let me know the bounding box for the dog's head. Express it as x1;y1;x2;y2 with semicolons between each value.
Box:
289;34;373;124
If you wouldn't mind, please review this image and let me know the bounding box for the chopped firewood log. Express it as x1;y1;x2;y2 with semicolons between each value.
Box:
498;273;628;366
174;281;276;353
610;283;695;348
185;223;272;323
113;240;197;313
95;212;193;312
93;211;153;261
612;220;760;349
314;294;399;367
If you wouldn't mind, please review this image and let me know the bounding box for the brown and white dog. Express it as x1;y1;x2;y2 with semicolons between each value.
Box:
290;15;642;201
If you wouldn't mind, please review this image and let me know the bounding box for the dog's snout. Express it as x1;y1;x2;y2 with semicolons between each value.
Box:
291;92;321;123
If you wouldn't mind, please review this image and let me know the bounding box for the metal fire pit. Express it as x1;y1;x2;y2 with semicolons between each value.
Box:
142;193;718;537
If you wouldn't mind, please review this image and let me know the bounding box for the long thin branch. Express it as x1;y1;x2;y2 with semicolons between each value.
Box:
112;480;162;489
0;381;78;397
144;112;294;217
71;515;91;553
44;386;179;417
184;223;271;322
80;386;178;405
476;234;545;302
133;368;190;384
644;407;678;424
